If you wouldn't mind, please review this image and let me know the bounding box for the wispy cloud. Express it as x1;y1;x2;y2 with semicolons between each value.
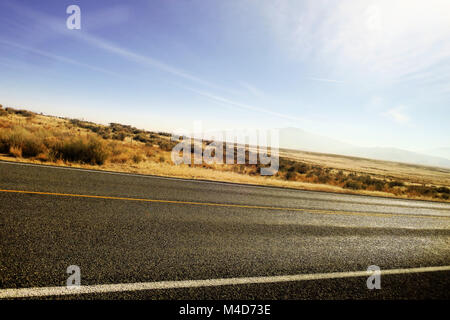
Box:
181;85;306;123
0;39;119;77
83;5;132;30
78;34;239;95
382;106;410;124
239;81;266;98
5;2;238;94
308;77;343;84
4;1;303;123
259;0;450;87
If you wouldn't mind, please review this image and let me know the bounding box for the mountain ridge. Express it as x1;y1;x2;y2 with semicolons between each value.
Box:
278;127;450;169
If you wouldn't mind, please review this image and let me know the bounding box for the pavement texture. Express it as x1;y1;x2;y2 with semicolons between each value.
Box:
0;161;449;299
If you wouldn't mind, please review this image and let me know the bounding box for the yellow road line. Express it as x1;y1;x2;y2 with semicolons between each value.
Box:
0;189;448;219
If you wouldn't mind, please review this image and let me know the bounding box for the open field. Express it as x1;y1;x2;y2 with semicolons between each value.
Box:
279;149;450;188
0;104;449;202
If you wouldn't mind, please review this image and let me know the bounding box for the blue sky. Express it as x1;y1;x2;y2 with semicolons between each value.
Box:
0;0;449;153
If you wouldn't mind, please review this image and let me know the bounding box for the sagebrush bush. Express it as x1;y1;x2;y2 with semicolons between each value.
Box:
132;153;144;164
316;173;329;183
388;180;404;188
407;185;435;196
133;133;151;143
112;131;127;141
343;181;361;190
436;186;450;194
285;171;296;181
158;140;177;151
55;136;109;165
0;127;46;157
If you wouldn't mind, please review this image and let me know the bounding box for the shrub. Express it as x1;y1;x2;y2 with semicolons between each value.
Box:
110;153;129;164
15;109;34;117
22;138;46;157
373;180;385;191
388;180;404;188
0;127;46;157
133;133;150;143
296;163;310;174
100;132;111;139
97;128;111;139
317;173;329;183
285;171;296;181
158;140;176;151
55;136;109;165
69;119;82;126
132;153;144;164
4;107;34;117
70;119;104;133
359;175;373;185
9;146;22;157
144;148;154;158
407;185;435;196
279;158;296;172
0;135;8;153
343;181;361;190
436;187;450;194
112;131;127;141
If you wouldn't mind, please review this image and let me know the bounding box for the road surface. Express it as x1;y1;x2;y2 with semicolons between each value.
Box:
0;160;449;299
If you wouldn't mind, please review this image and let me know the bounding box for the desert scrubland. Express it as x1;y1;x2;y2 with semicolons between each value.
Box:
0;104;449;202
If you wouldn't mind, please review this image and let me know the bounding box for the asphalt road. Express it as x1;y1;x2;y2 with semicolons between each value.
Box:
0;160;449;299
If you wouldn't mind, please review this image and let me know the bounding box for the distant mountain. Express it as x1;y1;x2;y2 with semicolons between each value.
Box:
279;127;450;168
353;147;450;168
424;147;450;161
279;127;354;155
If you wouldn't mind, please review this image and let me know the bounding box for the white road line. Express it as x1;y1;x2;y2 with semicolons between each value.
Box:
1;266;449;299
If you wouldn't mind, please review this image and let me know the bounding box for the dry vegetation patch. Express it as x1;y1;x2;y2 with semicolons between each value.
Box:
0;104;449;202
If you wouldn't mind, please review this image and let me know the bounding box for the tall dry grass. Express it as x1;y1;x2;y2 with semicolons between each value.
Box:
55;136;109;165
0;127;47;157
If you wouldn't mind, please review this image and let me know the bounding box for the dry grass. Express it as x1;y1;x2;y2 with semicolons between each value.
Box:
279;148;450;186
1;104;449;203
9;146;22;157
